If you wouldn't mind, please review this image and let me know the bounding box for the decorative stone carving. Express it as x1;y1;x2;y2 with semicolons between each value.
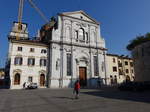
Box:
64;47;71;52
75;58;79;65
81;23;87;27
56;58;60;70
76;23;81;26
13;69;22;74
76;23;87;28
52;46;56;49
39;70;46;74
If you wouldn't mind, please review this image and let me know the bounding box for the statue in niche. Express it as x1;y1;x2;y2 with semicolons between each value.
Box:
56;59;60;70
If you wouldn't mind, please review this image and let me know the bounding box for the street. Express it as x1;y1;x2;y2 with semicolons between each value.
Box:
0;88;150;112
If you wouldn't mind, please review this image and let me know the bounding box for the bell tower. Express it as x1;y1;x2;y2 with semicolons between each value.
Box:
8;22;29;40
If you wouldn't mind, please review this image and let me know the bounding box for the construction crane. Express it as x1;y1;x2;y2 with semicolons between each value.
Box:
16;0;24;40
16;0;49;40
28;0;49;23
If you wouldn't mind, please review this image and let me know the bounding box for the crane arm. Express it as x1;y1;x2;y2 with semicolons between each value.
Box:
18;0;24;24
28;0;49;23
16;0;24;40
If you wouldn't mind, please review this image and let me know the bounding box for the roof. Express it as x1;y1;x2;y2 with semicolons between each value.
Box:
10;39;48;47
58;10;100;25
107;53;133;60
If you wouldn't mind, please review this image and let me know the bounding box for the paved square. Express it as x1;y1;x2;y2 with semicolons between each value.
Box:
0;88;150;112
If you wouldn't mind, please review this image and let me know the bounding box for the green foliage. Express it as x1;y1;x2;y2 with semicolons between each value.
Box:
126;33;150;50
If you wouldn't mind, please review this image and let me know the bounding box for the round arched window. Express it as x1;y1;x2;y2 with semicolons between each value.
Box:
79;28;84;40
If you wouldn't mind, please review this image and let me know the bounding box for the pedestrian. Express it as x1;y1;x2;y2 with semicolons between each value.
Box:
97;77;101;88
73;80;80;99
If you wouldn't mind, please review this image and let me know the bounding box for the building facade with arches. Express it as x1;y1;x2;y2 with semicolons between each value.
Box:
41;11;107;88
7;39;48;89
7;11;107;89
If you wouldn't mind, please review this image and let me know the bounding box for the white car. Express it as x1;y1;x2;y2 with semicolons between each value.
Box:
25;82;38;89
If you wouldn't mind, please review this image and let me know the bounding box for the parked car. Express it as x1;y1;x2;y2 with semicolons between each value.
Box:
27;82;38;89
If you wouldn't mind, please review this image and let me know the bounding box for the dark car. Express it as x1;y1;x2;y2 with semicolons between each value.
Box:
27;83;38;89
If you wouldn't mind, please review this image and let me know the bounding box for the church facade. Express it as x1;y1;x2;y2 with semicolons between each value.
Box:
7;11;107;89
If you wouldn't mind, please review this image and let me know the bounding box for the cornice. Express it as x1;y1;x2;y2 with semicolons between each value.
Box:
49;40;107;50
11;40;49;47
59;14;99;25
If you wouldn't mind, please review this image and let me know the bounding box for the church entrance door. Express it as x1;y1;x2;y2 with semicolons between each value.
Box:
79;67;87;87
40;74;45;86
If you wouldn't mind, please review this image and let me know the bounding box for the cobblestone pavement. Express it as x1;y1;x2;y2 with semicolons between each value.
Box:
0;88;150;112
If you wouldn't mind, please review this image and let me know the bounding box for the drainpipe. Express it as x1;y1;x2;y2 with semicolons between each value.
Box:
88;24;92;87
103;50;107;85
48;43;52;88
60;16;64;88
71;20;73;88
95;27;99;77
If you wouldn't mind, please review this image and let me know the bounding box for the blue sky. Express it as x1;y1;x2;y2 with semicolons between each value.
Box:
0;0;150;67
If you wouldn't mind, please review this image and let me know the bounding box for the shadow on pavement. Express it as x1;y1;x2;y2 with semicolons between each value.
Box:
52;96;74;100
81;87;150;104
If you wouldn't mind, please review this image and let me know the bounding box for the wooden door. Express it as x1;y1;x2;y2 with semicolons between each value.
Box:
40;74;45;86
79;67;87;87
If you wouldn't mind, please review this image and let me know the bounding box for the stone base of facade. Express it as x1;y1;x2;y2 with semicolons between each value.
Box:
49;78;101;88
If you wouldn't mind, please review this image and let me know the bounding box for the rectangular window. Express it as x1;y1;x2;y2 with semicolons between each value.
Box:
94;56;98;76
17;47;22;51
130;62;133;67
28;58;35;66
30;48;34;52
125;61;128;65
14;57;22;65
126;69;129;73
113;58;116;63
67;54;71;76
131;69;134;73
113;66;117;72
28;76;33;82
119;69;123;75
118;62;122;67
40;59;47;66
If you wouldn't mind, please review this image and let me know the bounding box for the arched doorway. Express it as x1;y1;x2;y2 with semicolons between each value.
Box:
79;67;87;87
14;73;20;85
40;74;45;86
126;75;131;82
110;75;113;85
114;75;117;84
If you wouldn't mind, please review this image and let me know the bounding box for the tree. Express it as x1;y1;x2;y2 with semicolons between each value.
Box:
126;33;150;51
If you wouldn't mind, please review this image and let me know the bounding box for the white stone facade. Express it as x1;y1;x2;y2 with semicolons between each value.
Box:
8;41;48;89
7;11;107;89
48;11;106;88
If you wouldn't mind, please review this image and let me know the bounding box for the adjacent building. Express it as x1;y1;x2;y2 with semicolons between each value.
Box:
6;22;48;89
132;41;150;82
106;54;134;85
7;11;107;89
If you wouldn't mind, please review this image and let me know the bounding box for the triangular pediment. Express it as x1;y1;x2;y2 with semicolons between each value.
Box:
60;10;99;24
